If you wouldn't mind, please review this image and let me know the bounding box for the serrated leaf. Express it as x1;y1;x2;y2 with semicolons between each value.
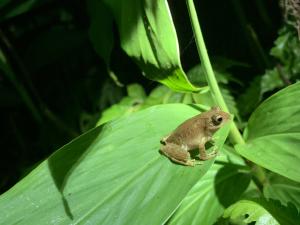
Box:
260;68;284;94
0;104;231;225
263;173;300;211
235;82;300;183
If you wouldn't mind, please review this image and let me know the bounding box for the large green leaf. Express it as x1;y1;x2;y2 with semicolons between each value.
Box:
168;147;250;225
0;104;230;225
235;82;300;183
103;0;199;92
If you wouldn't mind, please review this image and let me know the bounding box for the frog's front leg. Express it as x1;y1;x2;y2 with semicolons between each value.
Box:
160;143;195;166
198;138;218;160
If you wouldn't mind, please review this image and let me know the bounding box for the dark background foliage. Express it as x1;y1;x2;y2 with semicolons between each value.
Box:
0;0;285;193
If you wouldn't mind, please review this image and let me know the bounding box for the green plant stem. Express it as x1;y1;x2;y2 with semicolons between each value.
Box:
186;0;244;145
186;0;266;189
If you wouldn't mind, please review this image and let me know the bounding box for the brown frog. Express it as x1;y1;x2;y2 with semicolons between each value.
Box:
160;107;230;166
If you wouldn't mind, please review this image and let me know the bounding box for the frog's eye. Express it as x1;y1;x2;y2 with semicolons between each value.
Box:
212;115;223;125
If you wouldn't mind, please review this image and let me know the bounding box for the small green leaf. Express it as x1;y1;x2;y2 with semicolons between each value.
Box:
127;83;146;100
223;199;300;225
223;200;278;225
235;82;300;183
260;68;284;94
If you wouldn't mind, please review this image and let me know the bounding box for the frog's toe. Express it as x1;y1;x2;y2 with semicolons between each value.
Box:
186;159;195;166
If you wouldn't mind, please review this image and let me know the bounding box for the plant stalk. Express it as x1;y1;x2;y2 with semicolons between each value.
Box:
186;0;266;189
186;0;244;145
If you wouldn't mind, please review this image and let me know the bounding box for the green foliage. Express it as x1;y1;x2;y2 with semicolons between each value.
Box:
222;198;300;225
96;83;147;125
236;82;300;183
264;173;300;210
101;0;200;92
168;147;250;225
238;27;300;117
1;1;300;225
0;104;231;224
223;199;279;225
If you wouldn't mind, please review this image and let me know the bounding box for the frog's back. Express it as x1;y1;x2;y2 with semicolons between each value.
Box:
166;114;207;146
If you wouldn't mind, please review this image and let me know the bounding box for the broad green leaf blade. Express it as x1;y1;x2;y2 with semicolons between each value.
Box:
0;104;230;225
235;82;300;183
103;0;199;92
263;173;300;211
223;199;300;225
168;147;249;225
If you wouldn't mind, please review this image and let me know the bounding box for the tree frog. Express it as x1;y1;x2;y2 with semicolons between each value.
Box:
160;107;230;166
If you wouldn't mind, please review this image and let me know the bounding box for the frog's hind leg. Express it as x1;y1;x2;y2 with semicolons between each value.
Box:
198;143;218;161
160;143;195;166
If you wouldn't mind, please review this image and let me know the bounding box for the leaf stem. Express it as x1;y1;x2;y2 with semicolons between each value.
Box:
186;0;244;145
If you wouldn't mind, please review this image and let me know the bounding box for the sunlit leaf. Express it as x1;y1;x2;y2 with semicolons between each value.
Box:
103;0;199;92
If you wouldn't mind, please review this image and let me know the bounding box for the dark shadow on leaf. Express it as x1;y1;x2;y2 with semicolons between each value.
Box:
214;165;251;207
47;126;103;219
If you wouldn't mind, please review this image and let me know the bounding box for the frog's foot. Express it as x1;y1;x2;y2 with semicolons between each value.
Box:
199;149;218;161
